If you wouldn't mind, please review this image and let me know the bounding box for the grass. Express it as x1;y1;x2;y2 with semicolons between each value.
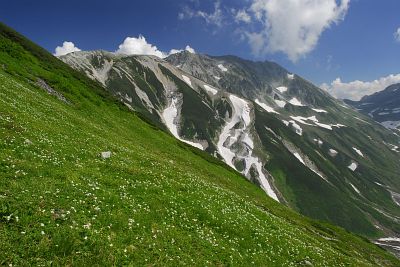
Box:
0;22;399;266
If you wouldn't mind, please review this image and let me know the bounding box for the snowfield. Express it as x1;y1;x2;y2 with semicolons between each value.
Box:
255;99;279;114
288;97;305;106
282;119;303;136
274;99;286;108
162;96;203;150
352;147;364;157
348;162;358;171
135;87;154;111
313;138;323;145
312;108;328;113
329;149;338;157
350;183;361;195
217;64;228;72
203;84;218;95
381;120;400;129
293;152;305;165
276;86;287;93
181;75;193;88
217;94;279;201
287;115;346;131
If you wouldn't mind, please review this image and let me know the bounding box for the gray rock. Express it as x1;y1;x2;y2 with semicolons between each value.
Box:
36;78;69;103
101;151;112;159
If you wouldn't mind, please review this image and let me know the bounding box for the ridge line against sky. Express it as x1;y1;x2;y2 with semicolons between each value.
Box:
1;0;400;100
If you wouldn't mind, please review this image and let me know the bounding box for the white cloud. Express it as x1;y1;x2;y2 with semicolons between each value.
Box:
54;41;81;57
246;0;350;62
235;9;251;24
179;0;224;27
116;35;195;58
394;27;400;42
169;45;196;55
321;73;400;100
116;35;166;58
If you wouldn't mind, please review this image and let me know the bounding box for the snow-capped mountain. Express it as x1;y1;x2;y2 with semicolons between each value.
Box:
345;83;400;133
60;50;400;237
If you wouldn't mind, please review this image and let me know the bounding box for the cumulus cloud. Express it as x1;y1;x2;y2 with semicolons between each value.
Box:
116;35;195;58
54;41;81;57
116;35;165;57
321;73;400;100
234;9;251;24
179;0;224;27
246;0;350;62
169;45;196;55
394;27;400;42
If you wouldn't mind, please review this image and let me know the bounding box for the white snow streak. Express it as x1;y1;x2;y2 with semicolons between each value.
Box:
312;108;328;113
329;149;338;157
348;162;358;171
255;99;279;114
352;147;364;157
203;84;218;95
162;96;203;150
218;64;228;72
288;97;305;106
217;95;279;201
274;99;286;108
349;183;361;195
276;86;287;93
293;152;305;164
181;75;193;88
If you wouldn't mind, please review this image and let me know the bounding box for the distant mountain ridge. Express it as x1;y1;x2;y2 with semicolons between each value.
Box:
345;83;400;133
60;49;400;240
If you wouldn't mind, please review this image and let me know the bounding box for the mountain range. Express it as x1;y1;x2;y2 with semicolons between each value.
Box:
59;49;400;241
345;83;400;135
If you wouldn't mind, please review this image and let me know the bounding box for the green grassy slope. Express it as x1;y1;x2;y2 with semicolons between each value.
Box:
0;23;399;266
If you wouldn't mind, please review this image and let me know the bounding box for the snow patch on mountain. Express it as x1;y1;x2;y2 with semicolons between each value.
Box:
274;99;286;108
378;237;400;242
255;99;279;114
217;95;251;169
352;147;364;157
348;162;358;171
293;152;305;164
289;97;305;106
181;74;193;88
217;95;278;201
135;87;154;112
312;108;328;113
313;138;323;145
276;86;287;93
381;120;400;130
287;73;294;80
350;183;361;195
162;95;203;150
218;64;228;72
245;154;279;201
289;115;346;131
282;119;303;136
203;84;218;95
284;141;328;182
329;149;338;157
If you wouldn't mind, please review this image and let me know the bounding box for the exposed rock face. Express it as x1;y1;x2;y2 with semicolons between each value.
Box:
36;78;69;103
345;83;400;133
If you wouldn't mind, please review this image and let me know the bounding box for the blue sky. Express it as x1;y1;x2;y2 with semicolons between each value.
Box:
1;0;400;99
